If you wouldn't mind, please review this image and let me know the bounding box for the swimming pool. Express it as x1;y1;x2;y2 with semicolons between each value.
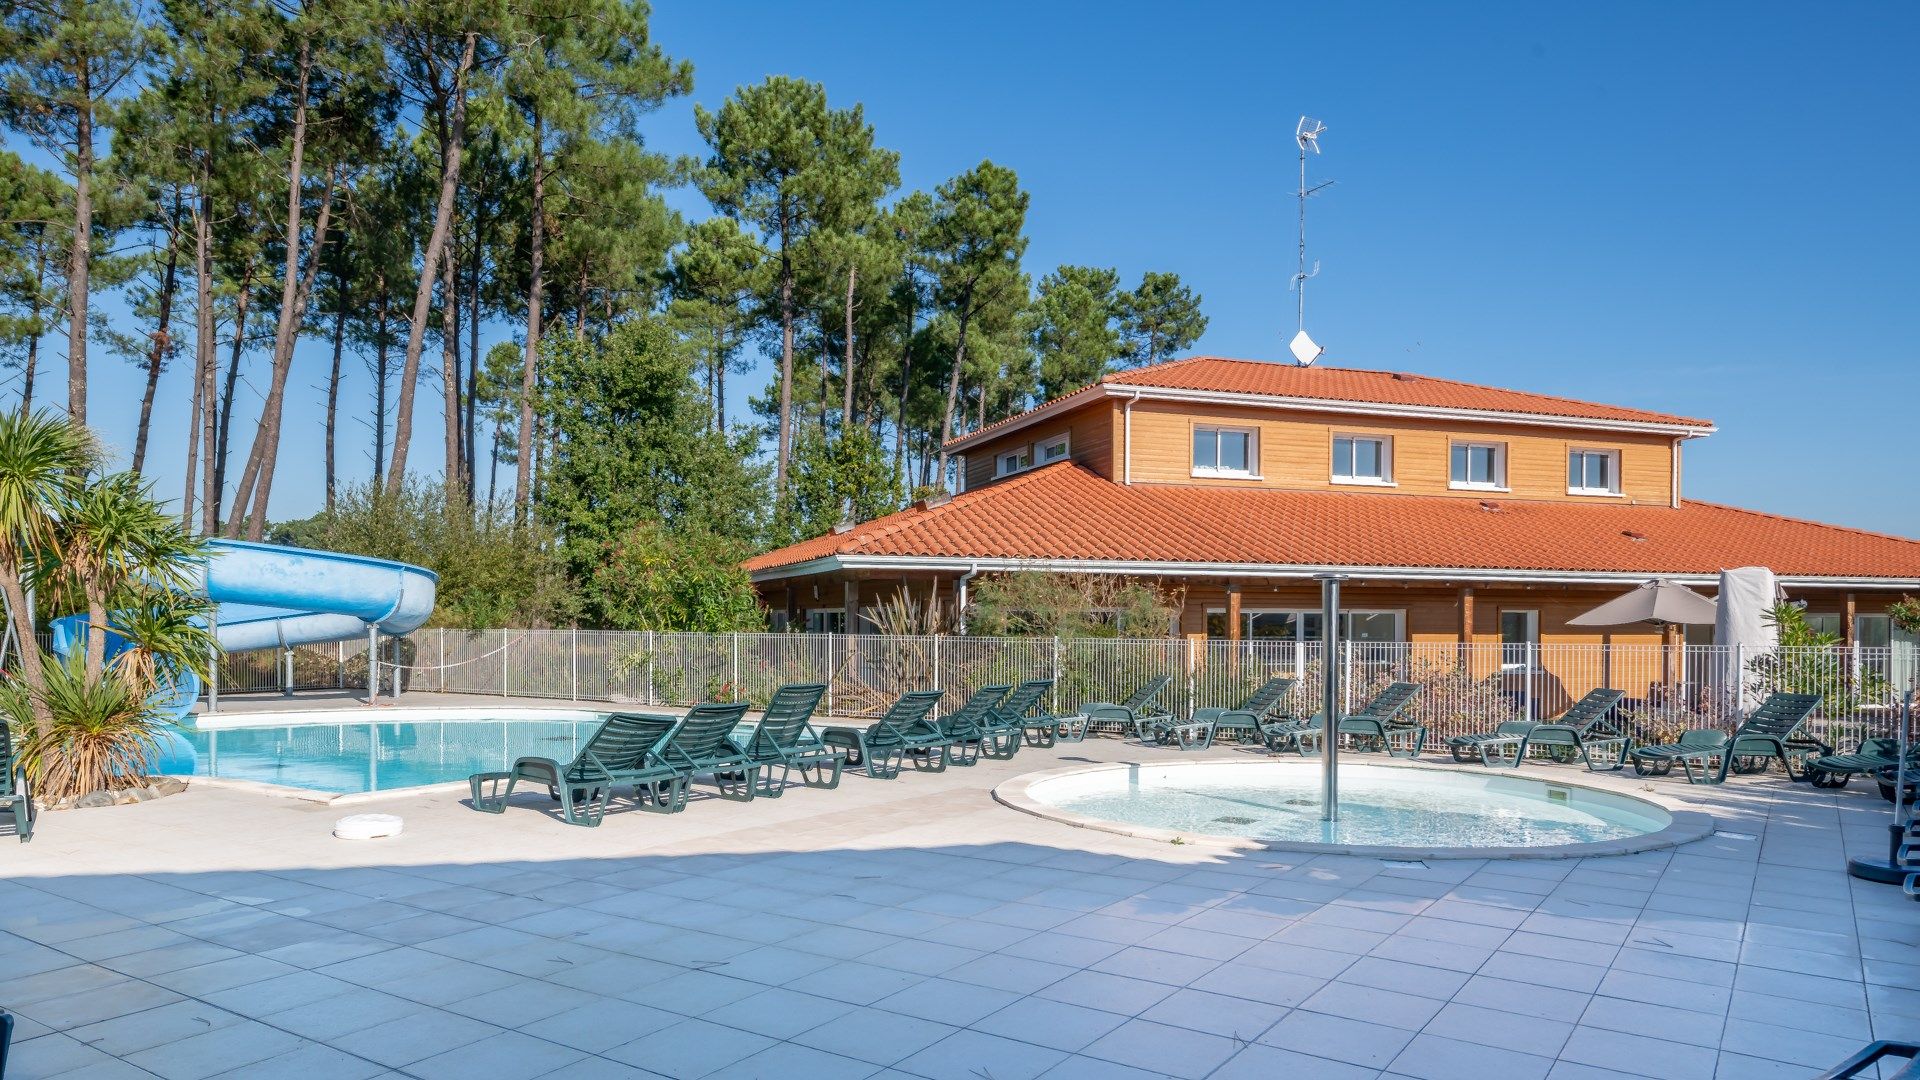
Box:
183;708;613;795
1003;760;1681;855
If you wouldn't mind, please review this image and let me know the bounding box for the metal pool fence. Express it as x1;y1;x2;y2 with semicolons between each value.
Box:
214;630;1917;747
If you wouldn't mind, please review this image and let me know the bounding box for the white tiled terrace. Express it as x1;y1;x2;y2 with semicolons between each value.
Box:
2;728;1916;1080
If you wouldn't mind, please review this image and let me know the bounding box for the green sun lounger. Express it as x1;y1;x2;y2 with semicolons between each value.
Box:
1266;681;1424;757
735;683;844;796
1195;676;1297;747
935;683;1013;763
636;701;759;811
820;690;948;778
2;724;34;843
1446;688;1628;769
469;711;681;826
1810;737;1915;790
1044;675;1173;745
1630;692;1823;784
986;678;1058;759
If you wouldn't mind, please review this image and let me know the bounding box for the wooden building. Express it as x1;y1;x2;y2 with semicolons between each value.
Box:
746;357;1920;658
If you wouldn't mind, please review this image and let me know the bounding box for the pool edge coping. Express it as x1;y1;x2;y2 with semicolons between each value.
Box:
992;756;1717;861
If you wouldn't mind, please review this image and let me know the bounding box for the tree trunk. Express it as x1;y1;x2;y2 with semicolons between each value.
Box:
372;273;388;482
440;233;462;503
486;424;501;512
774;204;794;492
325;272;346;512
21;244;45;411
516;112;543;521
465;202;482;497
66;84;93;426
842;263;857;433
232;169;336;539
0;574;53;735
132;202;183;475
386;30;477;494
212;260;254;523
894;275;915;487
195;193;216;536
181;325;202;530
935;289;974;483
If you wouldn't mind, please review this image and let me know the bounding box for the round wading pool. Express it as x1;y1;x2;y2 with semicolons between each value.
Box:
997;760;1710;858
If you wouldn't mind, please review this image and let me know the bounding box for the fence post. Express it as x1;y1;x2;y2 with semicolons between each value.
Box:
646;630;655;706
732;632;741;696
1732;642;1744;719
438;628;446;693
1342;640;1353;714
826;633;834;716
1522;643;1535;720
336;640;344;690
1052;637;1062;712
1186;637;1196;713
570;627;578;701
207;608;220;713
932;635;942;691
502;627;510;699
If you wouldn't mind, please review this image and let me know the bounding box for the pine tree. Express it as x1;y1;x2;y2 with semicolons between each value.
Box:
0;0;154;425
924;160;1028;483
1116;270;1208;368
1029;264;1122;400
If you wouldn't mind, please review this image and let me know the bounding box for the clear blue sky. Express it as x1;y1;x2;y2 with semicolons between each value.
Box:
24;1;1920;534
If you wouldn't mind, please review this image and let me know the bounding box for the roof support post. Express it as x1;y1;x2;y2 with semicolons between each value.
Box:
1226;583;1242;643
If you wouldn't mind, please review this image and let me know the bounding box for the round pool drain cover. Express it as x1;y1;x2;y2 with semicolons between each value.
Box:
334;813;404;840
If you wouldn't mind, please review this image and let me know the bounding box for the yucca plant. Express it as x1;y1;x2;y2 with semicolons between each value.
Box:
2;650;166;801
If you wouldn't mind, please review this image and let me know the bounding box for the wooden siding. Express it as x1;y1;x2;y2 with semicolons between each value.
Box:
1122;400;1677;504
963;403;1117;491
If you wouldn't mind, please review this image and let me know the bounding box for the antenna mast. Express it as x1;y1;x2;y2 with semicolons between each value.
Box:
1290;117;1332;365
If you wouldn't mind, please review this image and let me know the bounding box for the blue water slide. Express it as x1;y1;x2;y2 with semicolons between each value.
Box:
49;541;437;774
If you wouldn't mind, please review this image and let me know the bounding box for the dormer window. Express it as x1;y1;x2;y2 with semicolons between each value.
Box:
1450;441;1507;491
1192;426;1257;477
1568;448;1621;495
1037;433;1071;464
995;445;1033;478
1332;434;1393;485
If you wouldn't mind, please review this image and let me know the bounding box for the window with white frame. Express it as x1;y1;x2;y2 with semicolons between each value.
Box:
1036;433;1071;465
994;444;1033;478
1567;448;1621;495
1332;434;1392;484
1192;426;1257;477
1500;610;1539;669
1449;441;1506;490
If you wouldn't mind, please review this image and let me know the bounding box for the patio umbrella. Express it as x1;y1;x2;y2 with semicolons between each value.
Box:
1569;579;1717;696
1568;579;1718;628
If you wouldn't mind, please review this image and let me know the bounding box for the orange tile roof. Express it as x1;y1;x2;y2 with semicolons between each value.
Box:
951;356;1713;448
744;463;1920;582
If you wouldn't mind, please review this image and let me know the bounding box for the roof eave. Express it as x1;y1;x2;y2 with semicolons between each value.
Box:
941;383;1715;453
750;553;1916;590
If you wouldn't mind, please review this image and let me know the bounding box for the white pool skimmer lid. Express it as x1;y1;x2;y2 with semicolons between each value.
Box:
334;813;403;840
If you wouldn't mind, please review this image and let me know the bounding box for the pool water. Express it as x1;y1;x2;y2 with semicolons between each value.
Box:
184;716;613;794
1035;763;1668;848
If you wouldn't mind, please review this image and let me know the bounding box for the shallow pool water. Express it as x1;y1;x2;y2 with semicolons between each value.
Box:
183;716;613;794
1034;763;1668;848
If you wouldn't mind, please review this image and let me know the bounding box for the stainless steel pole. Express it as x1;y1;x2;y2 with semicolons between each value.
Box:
207;609;220;713
1318;574;1344;823
366;626;377;705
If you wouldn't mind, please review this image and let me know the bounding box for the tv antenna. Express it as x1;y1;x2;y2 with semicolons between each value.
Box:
1290;116;1334;365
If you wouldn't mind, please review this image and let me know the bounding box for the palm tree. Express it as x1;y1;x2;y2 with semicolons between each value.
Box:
46;471;205;681
0;411;95;735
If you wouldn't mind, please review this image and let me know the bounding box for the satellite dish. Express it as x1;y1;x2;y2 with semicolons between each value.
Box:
1290;329;1323;366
